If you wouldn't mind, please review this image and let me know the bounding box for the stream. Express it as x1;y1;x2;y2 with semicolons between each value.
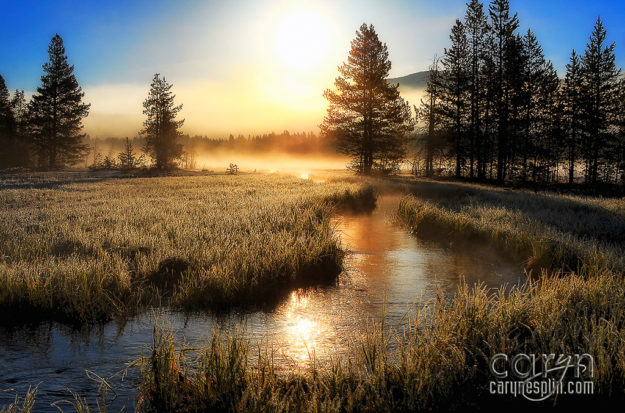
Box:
0;193;524;411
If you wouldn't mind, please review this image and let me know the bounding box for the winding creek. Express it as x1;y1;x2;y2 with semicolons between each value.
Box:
0;193;525;411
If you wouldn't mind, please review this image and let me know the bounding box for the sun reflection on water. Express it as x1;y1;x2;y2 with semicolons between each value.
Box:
276;289;325;365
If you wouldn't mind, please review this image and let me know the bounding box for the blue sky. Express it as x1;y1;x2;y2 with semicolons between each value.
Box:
1;0;624;136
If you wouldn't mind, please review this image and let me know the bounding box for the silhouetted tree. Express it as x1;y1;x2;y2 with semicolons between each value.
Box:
519;30;559;182
417;57;445;177
560;51;584;184
10;89;26;128
0;75;16;168
580;17;621;184
465;0;489;179
141;74;184;169
488;0;519;182
118;137;145;169
10;89;30;167
439;19;469;177
321;23;414;174
28;34;90;168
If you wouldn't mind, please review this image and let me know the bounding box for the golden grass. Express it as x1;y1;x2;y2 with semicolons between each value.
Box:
5;177;625;410
0;172;375;324
134;271;625;412
396;179;625;273
132;179;625;411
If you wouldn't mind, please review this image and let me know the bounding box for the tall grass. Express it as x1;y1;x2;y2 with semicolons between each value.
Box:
132;179;625;411
135;270;625;412
0;384;39;413
0;173;375;324
396;179;625;273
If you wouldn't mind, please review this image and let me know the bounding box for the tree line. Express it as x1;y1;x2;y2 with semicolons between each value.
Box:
88;131;334;171
416;0;624;185
0;35;184;170
182;131;333;154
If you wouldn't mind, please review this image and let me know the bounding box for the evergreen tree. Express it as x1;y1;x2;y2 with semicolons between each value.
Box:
10;89;30;166
321;23;414;174
141;74;184;169
580;17;621;184
518;30;559;182
502;33;526;178
10;90;26;132
439;19;470;178
28;34;90;168
0;75;16;168
417;57;445;177
560;50;585;184
488;0;519;182
118;137;145;169
464;0;489;179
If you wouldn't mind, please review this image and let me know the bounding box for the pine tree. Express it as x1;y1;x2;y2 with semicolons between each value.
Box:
488;0;519;182
417;57;444;177
28;34;90;168
580;17;621;184
439;19;470;178
10;89;30;167
464;0;489;179
320;23;414;174
118;137;145;169
505;34;527;179
0;75;16;168
519;30;556;181
560;50;584;184
141;74;184;169
10;89;27;131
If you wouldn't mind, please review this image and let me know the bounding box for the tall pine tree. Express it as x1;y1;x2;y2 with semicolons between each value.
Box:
464;0;489;179
0;75;16;168
439;19;469;178
321;23;414;174
417;57;445;177
29;34;90;168
580;17;621;184
141;74;184;169
488;0;519;182
560;51;584;184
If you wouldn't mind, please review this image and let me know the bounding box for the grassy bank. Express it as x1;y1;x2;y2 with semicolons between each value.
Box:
0;172;375;324
396;179;625;274
135;271;625;412
132;179;625;412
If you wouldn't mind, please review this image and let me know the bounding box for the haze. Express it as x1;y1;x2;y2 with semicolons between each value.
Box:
2;0;625;138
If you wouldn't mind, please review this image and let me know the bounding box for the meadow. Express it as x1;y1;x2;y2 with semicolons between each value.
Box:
132;178;625;412
3;175;625;412
0;171;375;324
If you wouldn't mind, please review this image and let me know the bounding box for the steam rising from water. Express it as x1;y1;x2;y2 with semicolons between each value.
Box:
193;153;349;174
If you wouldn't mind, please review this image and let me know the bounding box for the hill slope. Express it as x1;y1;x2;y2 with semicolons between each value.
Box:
388;71;429;90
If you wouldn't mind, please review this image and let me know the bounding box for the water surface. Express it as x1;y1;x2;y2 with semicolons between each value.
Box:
0;193;524;411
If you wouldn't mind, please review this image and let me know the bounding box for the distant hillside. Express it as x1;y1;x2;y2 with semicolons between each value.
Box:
388;71;429;89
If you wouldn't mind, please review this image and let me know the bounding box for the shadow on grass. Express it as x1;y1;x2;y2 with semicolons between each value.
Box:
402;179;625;244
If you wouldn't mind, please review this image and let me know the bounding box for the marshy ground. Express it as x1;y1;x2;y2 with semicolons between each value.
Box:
0;171;375;324
1;171;625;412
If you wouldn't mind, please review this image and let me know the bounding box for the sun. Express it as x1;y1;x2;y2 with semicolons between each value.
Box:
273;8;331;72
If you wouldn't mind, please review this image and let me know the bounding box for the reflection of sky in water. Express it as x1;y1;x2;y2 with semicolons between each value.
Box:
0;193;525;412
